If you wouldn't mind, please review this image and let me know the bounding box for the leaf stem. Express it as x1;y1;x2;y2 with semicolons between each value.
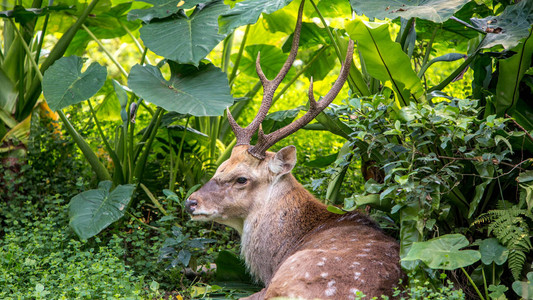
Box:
8;19;43;81
272;46;328;105
170;116;190;191
229;24;250;88
461;267;485;300
57;110;111;181
81;24;128;77
119;20;152;65
88;99;124;183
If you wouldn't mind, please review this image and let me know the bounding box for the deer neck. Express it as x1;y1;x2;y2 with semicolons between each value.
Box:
240;174;329;284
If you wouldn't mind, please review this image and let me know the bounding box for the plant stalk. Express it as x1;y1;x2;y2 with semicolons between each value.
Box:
81;24;128;77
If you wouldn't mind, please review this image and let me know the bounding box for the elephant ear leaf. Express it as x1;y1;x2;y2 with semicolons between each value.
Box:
128;0;204;22
349;0;469;23
139;0;228;66
402;234;481;270
128;62;233;117
471;0;533;50
42;56;107;111
218;0;293;35
69;181;135;240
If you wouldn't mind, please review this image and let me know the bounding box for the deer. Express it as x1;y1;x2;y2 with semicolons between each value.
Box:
184;1;403;298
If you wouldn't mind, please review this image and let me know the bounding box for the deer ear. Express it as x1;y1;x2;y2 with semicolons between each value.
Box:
269;145;297;175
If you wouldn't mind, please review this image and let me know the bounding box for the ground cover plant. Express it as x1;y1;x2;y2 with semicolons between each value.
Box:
1;0;533;298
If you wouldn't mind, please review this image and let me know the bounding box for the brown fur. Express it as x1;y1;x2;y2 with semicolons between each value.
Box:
187;145;402;299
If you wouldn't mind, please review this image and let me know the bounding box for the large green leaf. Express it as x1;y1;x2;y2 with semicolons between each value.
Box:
83;3;141;39
69;181;135;240
494;30;533;115
218;0;293;34
128;62;233;116
281;22;332;51
140;0;227;66
304;46;336;81
0;4;74;24
471;0;533;50
346;18;424;105
128;0;204;22
476;238;508;266
512;272;533;299
239;44;294;79
402;234;481;270
314;0;351;18
349;0;469;23
42;56;107;111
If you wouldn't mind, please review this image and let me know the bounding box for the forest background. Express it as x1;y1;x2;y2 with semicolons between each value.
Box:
1;0;533;298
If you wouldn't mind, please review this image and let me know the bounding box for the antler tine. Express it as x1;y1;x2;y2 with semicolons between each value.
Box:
248;39;355;159
229;0;306;147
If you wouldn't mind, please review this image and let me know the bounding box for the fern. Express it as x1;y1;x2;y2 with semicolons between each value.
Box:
475;205;533;280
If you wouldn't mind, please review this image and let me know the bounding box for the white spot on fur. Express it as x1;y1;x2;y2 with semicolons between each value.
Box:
305;272;310;279
330;238;336;241
334;256;341;261
354;272;361;280
325;280;337;296
321;272;328;278
330;246;338;250
362;248;371;252
365;242;374;246
317;261;325;266
356;254;368;257
350;238;359;242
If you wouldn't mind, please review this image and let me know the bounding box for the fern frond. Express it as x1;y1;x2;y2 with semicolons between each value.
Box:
475;205;533;280
508;249;527;281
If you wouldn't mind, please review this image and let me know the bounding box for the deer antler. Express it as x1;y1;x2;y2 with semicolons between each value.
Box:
228;0;354;159
227;0;305;147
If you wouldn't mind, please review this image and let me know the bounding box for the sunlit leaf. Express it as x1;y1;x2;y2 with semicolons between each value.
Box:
140;0;227;65
349;0;469;23
494;30;533;115
218;0;293;34
346;18;424;105
239;44;294;79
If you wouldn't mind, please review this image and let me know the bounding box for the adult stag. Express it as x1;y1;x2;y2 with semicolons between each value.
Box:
185;1;402;298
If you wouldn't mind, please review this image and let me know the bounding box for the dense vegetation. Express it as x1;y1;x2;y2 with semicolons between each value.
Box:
1;0;533;298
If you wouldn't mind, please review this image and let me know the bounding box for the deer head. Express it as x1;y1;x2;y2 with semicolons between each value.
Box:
186;0;354;232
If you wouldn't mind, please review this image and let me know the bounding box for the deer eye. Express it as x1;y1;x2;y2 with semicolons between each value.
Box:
236;177;248;184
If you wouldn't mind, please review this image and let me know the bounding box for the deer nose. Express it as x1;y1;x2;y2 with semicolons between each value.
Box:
185;198;198;214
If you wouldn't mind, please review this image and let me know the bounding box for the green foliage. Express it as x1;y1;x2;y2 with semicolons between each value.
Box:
127;62;234;116
159;225;216;269
402;234;481;270
0;193;155;299
353;279;465;300
4;0;533;298
475;204;533;281
69;181;135;240
349;0;469;23
512;272;533;299
42;56;107;112
138;0;228;66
